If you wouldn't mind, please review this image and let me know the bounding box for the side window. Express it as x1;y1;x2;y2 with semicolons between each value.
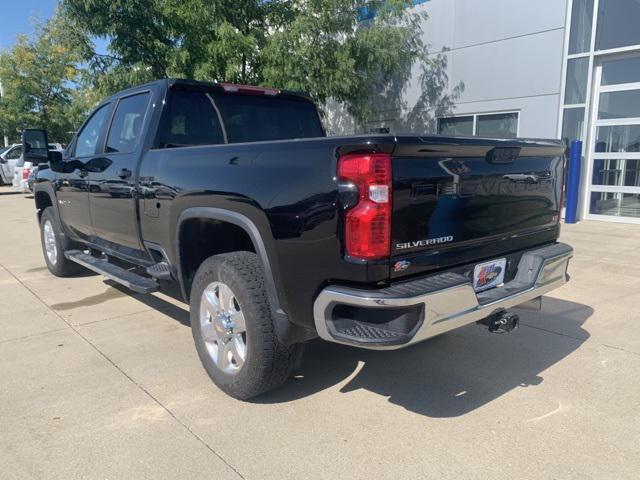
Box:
157;90;225;148
6;146;22;160
106;93;151;154
75;104;111;157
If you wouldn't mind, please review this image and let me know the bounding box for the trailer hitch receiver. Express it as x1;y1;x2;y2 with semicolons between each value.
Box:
478;309;519;334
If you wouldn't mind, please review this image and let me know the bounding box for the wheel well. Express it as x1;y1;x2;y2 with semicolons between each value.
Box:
179;218;256;299
35;191;53;219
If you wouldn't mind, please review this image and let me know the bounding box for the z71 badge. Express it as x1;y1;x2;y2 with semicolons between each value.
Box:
395;236;454;250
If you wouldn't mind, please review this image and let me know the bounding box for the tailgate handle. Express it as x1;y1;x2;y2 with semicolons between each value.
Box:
486;147;520;164
503;174;539;184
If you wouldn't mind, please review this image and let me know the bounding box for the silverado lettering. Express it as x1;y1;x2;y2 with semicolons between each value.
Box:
396;236;454;250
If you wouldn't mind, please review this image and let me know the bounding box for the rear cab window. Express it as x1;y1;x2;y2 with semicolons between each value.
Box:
212;93;324;143
156;86;324;148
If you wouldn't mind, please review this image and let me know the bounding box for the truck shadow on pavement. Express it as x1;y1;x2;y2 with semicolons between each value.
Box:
127;286;592;417
257;297;593;417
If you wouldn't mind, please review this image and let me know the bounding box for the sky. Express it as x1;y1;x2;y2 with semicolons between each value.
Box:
0;0;108;52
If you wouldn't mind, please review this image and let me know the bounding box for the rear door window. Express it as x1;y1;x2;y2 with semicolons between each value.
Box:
106;92;151;154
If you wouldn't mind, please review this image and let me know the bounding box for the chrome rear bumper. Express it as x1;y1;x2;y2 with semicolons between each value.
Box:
313;242;573;350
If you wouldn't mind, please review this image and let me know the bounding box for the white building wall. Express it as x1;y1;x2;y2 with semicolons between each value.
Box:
419;0;569;138
330;0;570;139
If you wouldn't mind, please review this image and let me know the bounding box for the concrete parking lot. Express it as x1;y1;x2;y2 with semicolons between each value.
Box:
0;185;639;480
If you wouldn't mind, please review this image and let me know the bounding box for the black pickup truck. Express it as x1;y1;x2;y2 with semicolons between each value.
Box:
24;79;572;399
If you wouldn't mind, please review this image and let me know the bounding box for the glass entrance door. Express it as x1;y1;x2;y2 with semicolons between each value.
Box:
587;54;640;222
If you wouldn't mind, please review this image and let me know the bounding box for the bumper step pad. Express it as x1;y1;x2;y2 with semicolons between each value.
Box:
335;321;406;342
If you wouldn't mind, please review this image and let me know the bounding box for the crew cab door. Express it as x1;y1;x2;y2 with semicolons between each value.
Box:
87;90;151;261
57;103;112;242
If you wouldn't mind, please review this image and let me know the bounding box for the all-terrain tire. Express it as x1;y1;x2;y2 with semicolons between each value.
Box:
39;207;83;277
190;252;300;399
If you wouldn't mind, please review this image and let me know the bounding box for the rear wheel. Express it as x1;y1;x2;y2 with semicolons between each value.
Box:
190;252;300;399
39;207;82;277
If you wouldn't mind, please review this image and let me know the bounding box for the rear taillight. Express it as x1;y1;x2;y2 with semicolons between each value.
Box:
559;156;567;224
337;153;392;260
23;167;31;180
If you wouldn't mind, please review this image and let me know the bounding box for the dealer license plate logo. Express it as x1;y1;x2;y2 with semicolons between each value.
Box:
473;258;506;292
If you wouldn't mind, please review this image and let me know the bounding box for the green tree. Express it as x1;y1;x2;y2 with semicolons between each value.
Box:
61;0;432;126
0;17;86;143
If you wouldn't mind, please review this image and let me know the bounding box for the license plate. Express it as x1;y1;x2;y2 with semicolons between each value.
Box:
473;258;507;292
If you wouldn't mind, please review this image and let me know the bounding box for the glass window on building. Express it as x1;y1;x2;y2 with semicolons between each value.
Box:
596;0;640;51
595;125;640;153
437;116;473;136
438;112;519;138
561;107;585;146
592;159;640;187
565;57;590;104
589;191;640;218
598;90;640;120
601;55;640;86
569;0;594;54
476;113;518;138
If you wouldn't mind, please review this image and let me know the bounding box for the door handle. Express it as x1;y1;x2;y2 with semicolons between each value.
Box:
118;168;132;179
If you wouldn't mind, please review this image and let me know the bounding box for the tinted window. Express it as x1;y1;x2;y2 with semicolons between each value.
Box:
106;93;150;153
157;90;225;148
75;105;111;157
213;94;323;143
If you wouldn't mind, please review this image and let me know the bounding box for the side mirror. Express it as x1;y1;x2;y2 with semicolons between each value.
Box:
22;129;50;164
49;151;63;164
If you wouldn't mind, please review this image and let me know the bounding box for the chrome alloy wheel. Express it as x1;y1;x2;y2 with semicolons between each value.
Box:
43;220;58;266
199;281;247;374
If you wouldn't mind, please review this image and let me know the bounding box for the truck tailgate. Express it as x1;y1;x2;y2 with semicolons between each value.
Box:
390;138;565;279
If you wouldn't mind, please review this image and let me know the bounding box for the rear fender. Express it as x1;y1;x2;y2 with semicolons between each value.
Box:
175;207;316;345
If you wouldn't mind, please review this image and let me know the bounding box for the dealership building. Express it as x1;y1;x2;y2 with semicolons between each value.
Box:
360;0;640;223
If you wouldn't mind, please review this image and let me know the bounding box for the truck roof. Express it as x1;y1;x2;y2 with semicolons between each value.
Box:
107;78;313;103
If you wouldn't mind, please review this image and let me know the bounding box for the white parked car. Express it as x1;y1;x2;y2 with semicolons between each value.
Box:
0;144;23;184
13;143;63;193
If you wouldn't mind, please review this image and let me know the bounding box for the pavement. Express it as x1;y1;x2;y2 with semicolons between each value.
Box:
0;184;639;480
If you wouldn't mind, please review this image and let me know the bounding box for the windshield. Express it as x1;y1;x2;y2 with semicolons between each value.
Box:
212;93;324;143
0;146;8;156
